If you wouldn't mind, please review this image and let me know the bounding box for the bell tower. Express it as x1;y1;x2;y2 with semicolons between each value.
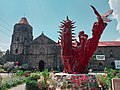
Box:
10;17;33;55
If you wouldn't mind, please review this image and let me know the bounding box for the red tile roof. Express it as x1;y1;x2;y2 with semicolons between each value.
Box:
98;41;120;46
57;41;120;47
18;17;29;25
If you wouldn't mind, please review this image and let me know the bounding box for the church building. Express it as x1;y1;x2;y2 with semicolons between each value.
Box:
8;17;62;70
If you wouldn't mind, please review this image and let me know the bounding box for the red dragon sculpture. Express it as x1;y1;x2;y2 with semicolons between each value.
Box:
58;5;113;74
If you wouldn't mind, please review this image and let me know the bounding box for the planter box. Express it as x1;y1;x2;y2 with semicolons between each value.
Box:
112;78;120;90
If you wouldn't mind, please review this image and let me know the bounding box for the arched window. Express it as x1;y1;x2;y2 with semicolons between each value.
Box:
99;62;103;66
15;48;18;53
41;38;44;44
39;47;45;54
24;38;27;42
17;37;19;41
109;50;114;57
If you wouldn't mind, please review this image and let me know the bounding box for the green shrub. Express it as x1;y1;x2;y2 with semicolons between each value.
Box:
97;68;120;89
23;70;31;77
30;73;41;80
26;72;41;81
40;69;50;89
25;72;41;90
16;70;24;76
0;83;7;90
26;80;38;90
42;69;50;81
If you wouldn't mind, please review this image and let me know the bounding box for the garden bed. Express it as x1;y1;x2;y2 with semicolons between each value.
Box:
24;69;120;90
0;75;25;90
25;70;100;90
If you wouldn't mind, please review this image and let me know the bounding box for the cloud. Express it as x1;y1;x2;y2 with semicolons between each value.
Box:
0;42;9;51
115;38;120;41
108;0;120;32
0;47;2;50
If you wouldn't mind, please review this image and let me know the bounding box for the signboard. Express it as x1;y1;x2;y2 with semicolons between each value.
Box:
115;60;120;69
96;55;105;60
112;78;120;90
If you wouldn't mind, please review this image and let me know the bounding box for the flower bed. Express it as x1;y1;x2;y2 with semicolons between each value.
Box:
36;71;100;90
25;69;100;90
24;69;120;90
96;68;120;89
0;75;25;90
52;73;99;90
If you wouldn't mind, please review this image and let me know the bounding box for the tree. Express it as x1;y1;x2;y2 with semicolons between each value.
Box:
0;50;5;65
0;50;5;57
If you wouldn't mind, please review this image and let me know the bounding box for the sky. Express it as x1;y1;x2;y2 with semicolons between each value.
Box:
0;0;120;51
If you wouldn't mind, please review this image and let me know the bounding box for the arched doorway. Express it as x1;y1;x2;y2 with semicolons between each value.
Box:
98;62;104;71
39;60;45;72
111;62;115;69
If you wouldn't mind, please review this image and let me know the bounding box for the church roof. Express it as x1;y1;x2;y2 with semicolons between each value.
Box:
59;41;120;47
98;41;120;46
18;17;29;25
30;32;56;44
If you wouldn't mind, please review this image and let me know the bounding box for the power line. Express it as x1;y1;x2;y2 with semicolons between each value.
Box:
0;38;10;44
0;32;11;46
0;18;11;27
0;33;11;46
0;23;12;33
0;41;10;50
0;28;11;38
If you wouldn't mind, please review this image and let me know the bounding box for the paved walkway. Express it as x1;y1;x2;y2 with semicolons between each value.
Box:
0;73;12;77
8;83;26;90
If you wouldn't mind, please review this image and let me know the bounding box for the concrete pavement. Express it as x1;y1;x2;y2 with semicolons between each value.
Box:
8;83;26;90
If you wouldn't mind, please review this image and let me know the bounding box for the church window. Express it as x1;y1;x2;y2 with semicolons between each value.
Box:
41;38;43;41
39;47;45;54
109;50;114;57
41;38;44;44
24;38;27;42
17;37;20;41
15;48;18;53
99;62;103;66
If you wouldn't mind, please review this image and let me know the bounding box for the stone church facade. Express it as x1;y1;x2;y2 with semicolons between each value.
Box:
9;17;62;70
5;17;120;71
90;42;120;71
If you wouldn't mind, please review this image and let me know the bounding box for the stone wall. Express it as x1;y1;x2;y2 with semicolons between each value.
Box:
89;46;120;71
